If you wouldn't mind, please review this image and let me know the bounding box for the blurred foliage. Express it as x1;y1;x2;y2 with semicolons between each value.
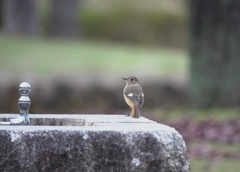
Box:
80;0;188;48
38;0;188;48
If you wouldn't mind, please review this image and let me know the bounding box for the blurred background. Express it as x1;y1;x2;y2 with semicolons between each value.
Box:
0;0;240;171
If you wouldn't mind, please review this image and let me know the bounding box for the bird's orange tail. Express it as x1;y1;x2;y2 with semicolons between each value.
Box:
130;103;140;118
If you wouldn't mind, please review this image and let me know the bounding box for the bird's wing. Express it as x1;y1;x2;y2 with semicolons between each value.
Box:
124;92;144;109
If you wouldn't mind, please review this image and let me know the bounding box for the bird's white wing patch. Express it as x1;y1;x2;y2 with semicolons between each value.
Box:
128;93;133;97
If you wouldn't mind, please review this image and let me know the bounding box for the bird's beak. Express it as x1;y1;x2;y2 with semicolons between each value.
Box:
122;77;127;80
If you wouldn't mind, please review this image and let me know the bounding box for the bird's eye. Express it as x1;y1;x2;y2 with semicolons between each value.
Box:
130;79;133;81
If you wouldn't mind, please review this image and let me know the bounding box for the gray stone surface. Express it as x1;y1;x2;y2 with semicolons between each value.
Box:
0;114;189;172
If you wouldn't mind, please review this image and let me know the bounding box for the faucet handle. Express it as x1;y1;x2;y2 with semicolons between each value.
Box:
19;82;31;96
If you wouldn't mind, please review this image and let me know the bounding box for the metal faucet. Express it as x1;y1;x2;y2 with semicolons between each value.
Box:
0;82;31;125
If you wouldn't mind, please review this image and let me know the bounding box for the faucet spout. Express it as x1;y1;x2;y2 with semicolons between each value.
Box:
10;114;30;125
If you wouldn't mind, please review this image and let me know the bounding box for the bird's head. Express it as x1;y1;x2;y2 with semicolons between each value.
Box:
123;76;140;85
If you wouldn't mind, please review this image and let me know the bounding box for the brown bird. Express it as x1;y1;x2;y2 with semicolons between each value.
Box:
123;76;144;118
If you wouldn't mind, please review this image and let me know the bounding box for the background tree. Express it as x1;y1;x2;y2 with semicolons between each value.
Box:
2;0;39;35
0;0;2;28
47;0;80;37
189;0;240;107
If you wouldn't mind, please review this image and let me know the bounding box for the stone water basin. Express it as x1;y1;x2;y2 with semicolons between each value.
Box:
0;114;189;172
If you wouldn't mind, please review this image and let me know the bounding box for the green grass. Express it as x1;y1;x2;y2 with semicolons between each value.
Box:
151;107;240;122
0;34;188;80
190;141;240;172
191;158;240;172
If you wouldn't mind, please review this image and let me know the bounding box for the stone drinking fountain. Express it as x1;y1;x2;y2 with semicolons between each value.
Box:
0;82;190;172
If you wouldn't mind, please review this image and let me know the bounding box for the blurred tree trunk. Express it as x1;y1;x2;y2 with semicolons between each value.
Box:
47;0;80;37
189;0;240;107
0;0;2;28
2;0;39;35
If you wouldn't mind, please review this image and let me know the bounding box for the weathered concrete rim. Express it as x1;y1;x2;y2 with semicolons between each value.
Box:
0;114;155;123
0;123;176;131
0;114;175;132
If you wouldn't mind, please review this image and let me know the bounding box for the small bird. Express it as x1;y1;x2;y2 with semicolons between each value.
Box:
123;76;144;118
